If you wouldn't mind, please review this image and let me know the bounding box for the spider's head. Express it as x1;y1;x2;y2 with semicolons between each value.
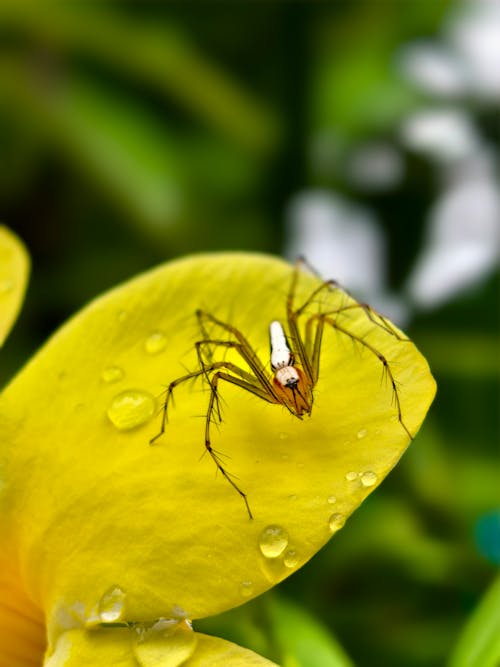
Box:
273;365;313;418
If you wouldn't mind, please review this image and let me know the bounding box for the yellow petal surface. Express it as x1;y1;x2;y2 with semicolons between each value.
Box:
44;626;277;667
0;557;46;667
0;225;29;347
183;632;278;666
0;254;436;651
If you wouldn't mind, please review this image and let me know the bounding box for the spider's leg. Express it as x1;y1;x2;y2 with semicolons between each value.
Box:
195;338;279;422
324;302;408;341
150;360;266;445
196;311;278;398
286;285;331;385
303;312;326;385
320;314;413;440
204;370;278;519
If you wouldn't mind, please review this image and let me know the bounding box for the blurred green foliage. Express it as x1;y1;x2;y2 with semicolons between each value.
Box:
0;2;498;666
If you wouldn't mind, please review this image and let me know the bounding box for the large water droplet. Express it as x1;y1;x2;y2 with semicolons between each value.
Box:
329;513;346;533
101;365;125;384
239;581;254;598
357;428;368;439
107;390;155;430
259;525;289;558
98;586;126;623
134;618;196;665
360;470;378;487
144;330;167;355
283;548;299;568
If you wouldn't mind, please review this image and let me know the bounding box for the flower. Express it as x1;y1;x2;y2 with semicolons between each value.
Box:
0;227;436;665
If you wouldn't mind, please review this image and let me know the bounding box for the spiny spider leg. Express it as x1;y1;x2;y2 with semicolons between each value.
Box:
194;338;280;422
291;257;405;341
149;360;270;446
307;313;413;440
204;369;287;520
324;302;407;340
196;310;276;397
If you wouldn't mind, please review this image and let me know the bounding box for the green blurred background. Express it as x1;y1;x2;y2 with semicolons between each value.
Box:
1;2;498;666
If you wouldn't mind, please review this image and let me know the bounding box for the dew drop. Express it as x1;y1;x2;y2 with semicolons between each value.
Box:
360;470;378;487
239;581;254;598
144;330;167;355
101;365;125;384
98;586;126;623
259;525;289;559
283;548;299;568
107;390;155;430
345;471;358;481
278;432;289;440
357;428;368;439
134;618;195;664
329;513;346;533
327;495;337;504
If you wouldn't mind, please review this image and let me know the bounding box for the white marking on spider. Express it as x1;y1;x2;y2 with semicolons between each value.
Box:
269;320;300;388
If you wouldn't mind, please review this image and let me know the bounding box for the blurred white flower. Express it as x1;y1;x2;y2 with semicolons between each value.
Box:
448;0;500;101
405;152;500;308
398;42;468;98
400;108;479;163
346;142;404;191
284;190;409;324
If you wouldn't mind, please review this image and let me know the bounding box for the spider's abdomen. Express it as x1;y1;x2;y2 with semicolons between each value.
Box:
270;320;293;369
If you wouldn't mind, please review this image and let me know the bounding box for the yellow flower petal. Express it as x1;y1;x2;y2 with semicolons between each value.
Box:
45;627;136;667
183;632;278;666
0;254;435;651
0;225;29;347
0;557;46;667
44;626;277;666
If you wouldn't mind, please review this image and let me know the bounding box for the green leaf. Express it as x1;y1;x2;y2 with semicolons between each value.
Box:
268;596;354;667
449;574;500;667
0;2;280;155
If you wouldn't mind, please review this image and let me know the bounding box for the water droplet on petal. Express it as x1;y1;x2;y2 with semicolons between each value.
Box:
101;365;125;384
357;428;368;439
329;513;346;533
278;432;289;440
283;548;299;568
345;471;358;481
360;470;378;487
144;330;167;355
239;581;254;597
98;586;126;623
259;525;289;558
134;618;196;665
327;495;337;504
107;390;155;430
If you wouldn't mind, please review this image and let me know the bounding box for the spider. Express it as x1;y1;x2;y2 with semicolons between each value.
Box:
150;258;412;519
